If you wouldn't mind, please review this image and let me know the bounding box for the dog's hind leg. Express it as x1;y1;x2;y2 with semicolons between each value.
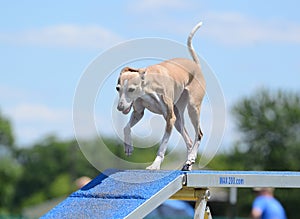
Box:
182;88;204;171
181;103;203;171
174;106;193;149
174;91;193;151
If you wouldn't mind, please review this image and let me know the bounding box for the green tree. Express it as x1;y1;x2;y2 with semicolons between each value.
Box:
0;157;22;214
0;110;14;151
0;111;22;213
232;88;300;171
14;136;98;210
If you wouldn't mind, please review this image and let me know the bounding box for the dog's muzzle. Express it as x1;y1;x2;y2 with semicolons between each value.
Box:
117;102;133;115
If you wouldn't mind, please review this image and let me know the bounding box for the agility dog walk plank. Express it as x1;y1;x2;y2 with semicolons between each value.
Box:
185;170;300;188
42;169;183;219
42;170;300;219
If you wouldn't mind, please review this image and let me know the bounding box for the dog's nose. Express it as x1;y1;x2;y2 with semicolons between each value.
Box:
117;102;124;111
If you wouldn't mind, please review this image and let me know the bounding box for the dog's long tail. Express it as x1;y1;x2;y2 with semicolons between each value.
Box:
187;21;203;65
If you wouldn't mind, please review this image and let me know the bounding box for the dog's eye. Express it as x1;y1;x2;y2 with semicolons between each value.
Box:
116;86;120;92
128;87;135;92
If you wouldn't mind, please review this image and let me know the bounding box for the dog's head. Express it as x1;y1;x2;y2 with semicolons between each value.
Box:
116;67;145;114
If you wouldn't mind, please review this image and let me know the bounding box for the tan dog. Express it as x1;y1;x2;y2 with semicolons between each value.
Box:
116;22;205;170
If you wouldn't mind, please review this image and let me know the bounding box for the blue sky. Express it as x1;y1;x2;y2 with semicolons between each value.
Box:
1;0;300;152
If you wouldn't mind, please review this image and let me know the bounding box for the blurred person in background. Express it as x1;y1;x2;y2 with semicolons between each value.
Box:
251;187;286;219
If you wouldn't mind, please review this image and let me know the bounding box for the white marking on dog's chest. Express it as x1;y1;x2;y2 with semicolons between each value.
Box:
140;94;166;116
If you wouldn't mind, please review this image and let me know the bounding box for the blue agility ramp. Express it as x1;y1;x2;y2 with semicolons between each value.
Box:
42;169;300;219
42;169;183;219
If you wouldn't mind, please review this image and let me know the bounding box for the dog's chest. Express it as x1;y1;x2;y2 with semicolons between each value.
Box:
138;94;166;115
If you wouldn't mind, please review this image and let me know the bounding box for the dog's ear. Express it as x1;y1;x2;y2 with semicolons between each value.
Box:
120;66;140;74
120;67;146;82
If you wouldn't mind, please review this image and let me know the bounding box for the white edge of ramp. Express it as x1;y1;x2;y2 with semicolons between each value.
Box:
125;175;184;219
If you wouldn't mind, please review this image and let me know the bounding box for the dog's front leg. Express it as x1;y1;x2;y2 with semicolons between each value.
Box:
147;98;175;170
124;109;144;156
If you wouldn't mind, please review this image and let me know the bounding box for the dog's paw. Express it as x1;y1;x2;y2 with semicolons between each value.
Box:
146;157;162;170
181;160;194;171
186;157;196;165
124;144;133;156
146;164;160;170
181;163;192;171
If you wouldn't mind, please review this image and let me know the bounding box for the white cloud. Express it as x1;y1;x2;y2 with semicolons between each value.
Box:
124;5;300;46
202;11;300;45
5;103;73;145
9;103;69;122
0;24;123;49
